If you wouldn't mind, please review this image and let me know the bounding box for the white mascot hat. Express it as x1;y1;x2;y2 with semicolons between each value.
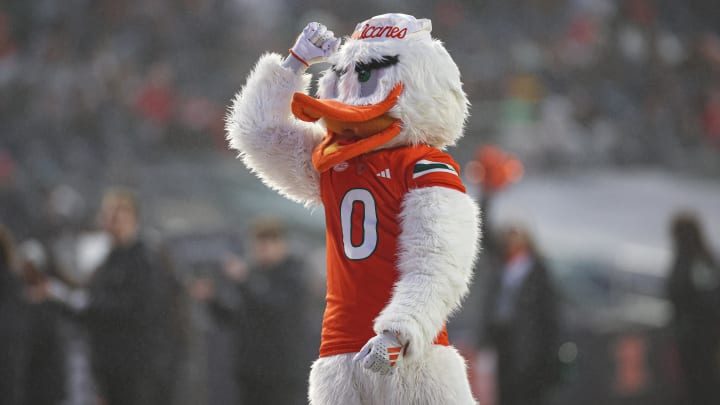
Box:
350;13;432;43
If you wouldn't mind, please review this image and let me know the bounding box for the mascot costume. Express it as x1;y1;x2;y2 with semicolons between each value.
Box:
226;13;480;405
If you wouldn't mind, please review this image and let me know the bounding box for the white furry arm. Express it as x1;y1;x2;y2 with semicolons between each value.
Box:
225;53;324;205
374;186;480;359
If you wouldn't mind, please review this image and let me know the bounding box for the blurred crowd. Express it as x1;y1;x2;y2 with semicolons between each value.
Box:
1;0;719;404
1;0;719;225
441;0;720;171
1;0;720;237
0;188;322;405
2;183;718;405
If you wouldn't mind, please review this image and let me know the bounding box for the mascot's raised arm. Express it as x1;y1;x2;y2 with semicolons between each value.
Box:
226;13;481;405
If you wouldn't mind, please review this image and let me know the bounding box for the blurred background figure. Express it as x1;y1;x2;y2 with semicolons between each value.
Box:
477;222;561;405
0;224;29;405
83;188;185;405
666;211;720;405
16;238;67;405
190;217;312;405
470;145;560;405
0;225;66;405
236;217;312;404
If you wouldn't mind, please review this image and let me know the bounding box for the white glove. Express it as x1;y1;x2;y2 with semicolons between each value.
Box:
353;331;404;375
283;22;339;72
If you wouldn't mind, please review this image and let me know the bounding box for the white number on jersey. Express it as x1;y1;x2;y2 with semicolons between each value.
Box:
340;188;378;260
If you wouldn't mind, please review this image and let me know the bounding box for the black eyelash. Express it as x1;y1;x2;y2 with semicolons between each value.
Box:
331;65;347;77
355;55;399;73
332;55;399;77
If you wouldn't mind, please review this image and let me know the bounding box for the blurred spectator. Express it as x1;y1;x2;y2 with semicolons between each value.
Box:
84;188;185;405
476;193;560;405
0;151;34;240
16;239;67;405
0;11;15;59
18;239;51;304
191;217;311;405
666;211;720;405
0;225;66;405
135;63;176;127
0;224;27;405
134;62;177;150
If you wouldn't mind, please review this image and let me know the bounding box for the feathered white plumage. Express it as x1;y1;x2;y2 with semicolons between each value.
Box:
225;53;323;206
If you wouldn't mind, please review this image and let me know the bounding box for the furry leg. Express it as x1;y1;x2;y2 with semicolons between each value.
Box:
308;354;363;405
401;345;477;405
310;346;476;405
366;345;477;405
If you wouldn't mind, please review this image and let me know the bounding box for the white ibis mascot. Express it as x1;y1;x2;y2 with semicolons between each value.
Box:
226;13;480;405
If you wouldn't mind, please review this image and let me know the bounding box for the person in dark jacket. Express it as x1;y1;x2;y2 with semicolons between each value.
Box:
84;188;183;405
18;240;67;405
0;224;29;405
190;217;311;405
666;211;720;405
0;225;66;405
477;196;560;405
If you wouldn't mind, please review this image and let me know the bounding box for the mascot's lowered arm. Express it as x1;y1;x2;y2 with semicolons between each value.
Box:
374;186;480;359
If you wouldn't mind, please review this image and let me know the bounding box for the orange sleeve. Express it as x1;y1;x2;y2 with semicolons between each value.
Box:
405;148;466;193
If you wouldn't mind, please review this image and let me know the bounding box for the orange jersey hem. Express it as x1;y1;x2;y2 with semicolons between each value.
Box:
319;340;451;358
319;329;451;358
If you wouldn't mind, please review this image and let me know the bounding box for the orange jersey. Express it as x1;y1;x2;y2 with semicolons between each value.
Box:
318;144;466;357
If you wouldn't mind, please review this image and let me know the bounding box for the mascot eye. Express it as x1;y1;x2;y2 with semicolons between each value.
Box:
358;69;372;83
354;56;398;97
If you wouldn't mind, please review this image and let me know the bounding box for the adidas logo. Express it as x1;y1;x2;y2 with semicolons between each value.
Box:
376;169;391;179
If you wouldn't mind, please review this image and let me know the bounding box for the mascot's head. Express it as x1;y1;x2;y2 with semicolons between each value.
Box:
291;13;469;172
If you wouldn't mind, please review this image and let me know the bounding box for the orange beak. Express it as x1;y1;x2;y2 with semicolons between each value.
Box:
291;84;404;172
292;83;403;123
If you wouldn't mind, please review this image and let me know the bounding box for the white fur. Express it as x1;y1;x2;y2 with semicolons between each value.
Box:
309;345;477;405
225;53;324;206
374;186;480;359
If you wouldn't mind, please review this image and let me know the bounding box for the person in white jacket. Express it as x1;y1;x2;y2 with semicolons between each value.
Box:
226;13;480;405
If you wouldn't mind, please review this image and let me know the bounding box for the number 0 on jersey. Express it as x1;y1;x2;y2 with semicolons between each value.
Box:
340;188;378;260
